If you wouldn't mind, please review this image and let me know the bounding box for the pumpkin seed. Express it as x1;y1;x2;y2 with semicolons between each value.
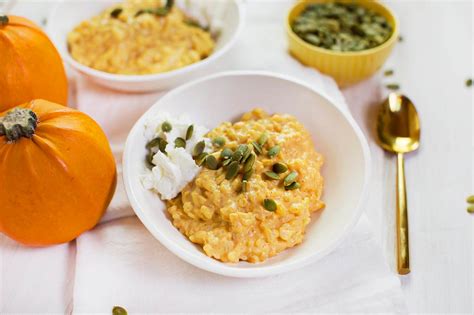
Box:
243;153;255;173
146;137;161;149
285;182;301;190
213;136;226;147
242;143;253;163
222;158;232;167
272;162;288;174
146;152;154;166
466;195;474;203
243;168;254;181
193;140;205;157
113;306;128;315
384;69;394;77
186;125;194;140
241;180;249;193
284;171;298;186
110;8;123;18
252;141;263;155
232;145;247;162
263;198;277;212
204;155;218;170
225;161;240;180
468;205;474;214
466;78;473;87
264;171;280;180
220;148;233;159
195;152;208;166
386;83;400;91
257;132;269;146
161;121;172;132
267;145;281;158
158;138;168;153
174;137;186;148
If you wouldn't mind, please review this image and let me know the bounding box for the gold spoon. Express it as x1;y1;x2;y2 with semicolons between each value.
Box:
376;93;420;275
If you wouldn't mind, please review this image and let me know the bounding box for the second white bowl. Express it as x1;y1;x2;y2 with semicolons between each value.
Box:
47;0;244;92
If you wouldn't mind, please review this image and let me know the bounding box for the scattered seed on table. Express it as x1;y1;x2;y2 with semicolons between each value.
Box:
386;83;400;91
112;306;128;315
466;195;474;203
384;69;394;77
468;205;474;214
466;78;472;87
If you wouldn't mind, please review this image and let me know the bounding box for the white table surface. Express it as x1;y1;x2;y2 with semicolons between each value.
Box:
1;0;473;313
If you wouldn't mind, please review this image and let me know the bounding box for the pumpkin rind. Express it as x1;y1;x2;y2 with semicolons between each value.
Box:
0;16;68;111
0;100;116;245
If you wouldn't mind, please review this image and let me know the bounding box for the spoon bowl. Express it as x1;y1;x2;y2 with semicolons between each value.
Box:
377;93;420;153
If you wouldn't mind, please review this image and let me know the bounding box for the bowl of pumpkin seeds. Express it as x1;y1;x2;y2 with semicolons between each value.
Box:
286;0;399;87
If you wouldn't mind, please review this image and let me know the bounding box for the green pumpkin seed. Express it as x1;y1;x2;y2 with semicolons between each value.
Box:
212;136;226;147
252;141;263;155
285;182;301;190
225;161;240;180
243;153;255;173
264;171;280;180
220;148;233;159
205;155;218;170
231;149;243;162
284;171;298;186
272;162;288;174
468;205;474;213
386;83;400;91
110;7;123;18
384;69;394;77
466;78;473;87
159;138;168;153
467;195;474;203
146;152;154;166
243;168;254;180
267;145;281;158
193;140;205;157
161;121;172;132
113;306;128;315
174;137;186;148
263;198;277;212
146;137;161;149
241;180;249;193
257;132;269;146
242;143;253;163
222;158;232;167
186;125;194;140
195;152;208;166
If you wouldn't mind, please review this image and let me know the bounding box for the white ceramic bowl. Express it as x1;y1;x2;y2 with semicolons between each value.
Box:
47;0;244;92
123;71;371;277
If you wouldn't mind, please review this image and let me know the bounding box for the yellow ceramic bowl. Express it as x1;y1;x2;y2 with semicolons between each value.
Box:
286;0;399;87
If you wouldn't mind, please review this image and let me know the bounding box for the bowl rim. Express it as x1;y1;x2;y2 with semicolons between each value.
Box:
285;0;400;57
122;70;372;278
46;0;245;83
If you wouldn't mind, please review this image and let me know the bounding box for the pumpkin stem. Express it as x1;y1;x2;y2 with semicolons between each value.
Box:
0;108;38;141
0;16;8;27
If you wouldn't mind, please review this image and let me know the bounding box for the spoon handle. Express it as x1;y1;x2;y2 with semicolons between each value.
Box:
396;152;410;275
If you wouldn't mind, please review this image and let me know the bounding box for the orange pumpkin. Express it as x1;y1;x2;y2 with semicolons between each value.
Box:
0;99;116;246
0;15;68;111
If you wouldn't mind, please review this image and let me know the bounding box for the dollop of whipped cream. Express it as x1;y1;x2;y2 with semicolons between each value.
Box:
141;112;211;200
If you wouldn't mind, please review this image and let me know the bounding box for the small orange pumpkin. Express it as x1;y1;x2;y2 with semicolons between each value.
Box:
0;15;68;111
0;99;116;245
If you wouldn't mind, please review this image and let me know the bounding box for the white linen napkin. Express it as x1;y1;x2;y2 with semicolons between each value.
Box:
72;2;406;313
